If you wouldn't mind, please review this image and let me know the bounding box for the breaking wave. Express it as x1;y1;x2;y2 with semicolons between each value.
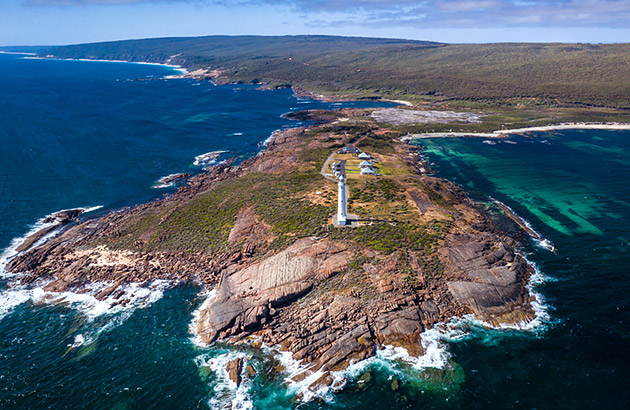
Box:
0;206;170;343
195;350;254;410
0;205;103;278
490;197;556;252
0;278;170;328
188;288;216;348
259;130;282;148
152;173;187;189
193;150;228;166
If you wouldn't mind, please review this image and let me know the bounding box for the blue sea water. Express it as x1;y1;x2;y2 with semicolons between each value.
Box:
1;52;630;409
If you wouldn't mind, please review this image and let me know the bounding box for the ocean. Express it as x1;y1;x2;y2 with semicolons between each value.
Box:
1;52;629;409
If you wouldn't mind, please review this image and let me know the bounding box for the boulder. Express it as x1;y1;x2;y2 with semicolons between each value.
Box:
226;357;243;386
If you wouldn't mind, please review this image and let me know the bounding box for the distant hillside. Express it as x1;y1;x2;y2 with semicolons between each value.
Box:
45;35;630;109
1;45;54;54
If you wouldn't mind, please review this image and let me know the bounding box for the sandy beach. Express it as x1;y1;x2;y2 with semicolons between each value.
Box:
22;55;187;73
385;99;414;106
401;122;630;140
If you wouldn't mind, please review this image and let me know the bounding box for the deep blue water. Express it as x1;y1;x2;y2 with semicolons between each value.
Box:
1;52;630;409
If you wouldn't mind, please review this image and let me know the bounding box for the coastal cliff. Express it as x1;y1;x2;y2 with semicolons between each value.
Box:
6;107;535;388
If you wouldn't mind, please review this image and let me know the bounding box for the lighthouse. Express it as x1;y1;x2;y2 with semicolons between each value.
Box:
337;175;347;225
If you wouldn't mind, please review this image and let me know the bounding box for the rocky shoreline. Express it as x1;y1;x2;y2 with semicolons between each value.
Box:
5;108;537;392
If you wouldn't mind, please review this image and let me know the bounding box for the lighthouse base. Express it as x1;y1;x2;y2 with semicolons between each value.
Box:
332;213;359;228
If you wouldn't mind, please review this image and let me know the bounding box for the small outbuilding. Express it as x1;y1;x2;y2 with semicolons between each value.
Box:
338;145;360;155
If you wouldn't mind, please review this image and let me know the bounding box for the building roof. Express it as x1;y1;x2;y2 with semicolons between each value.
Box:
338;145;360;154
358;152;371;159
361;168;375;174
359;160;372;167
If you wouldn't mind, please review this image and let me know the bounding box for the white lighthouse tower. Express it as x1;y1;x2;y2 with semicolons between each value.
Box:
337;175;347;225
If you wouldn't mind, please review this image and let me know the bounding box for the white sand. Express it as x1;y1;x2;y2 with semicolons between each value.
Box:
386;99;414;107
401;122;630;140
22;56;187;73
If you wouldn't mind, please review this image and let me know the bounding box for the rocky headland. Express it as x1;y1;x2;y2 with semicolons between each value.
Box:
5;107;536;390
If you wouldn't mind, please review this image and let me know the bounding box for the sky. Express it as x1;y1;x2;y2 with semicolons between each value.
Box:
2;0;630;45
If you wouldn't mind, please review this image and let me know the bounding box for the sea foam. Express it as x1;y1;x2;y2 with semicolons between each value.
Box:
186;293;551;408
195;350;254;410
188;288;216;348
490;197;556;252
255;321;464;405
262;273;553;405
0;279;170;326
0;205;103;278
152;173;184;189
0;206;171;329
193;150;228;166
259;130;281;148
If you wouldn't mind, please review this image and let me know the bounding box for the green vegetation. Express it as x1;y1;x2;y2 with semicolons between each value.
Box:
348;223;440;254
47;36;630;109
351;179;406;203
99;151;449;272
98;172;331;254
355;131;398;154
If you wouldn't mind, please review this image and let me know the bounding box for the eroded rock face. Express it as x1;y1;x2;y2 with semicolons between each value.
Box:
15;209;85;253
248;127;305;174
196;224;535;379
227;207;269;248
443;233;534;325
197;238;353;343
197;241;449;375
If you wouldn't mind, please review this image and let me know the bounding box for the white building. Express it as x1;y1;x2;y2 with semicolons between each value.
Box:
358;152;371;160
361;167;376;175
359;160;373;168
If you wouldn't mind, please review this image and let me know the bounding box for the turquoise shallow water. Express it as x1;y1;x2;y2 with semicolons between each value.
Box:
1;52;630;409
414;133;630;408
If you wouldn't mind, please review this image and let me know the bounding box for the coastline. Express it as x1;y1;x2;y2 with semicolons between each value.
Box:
401;121;630;140
22;55;187;73
20;54;410;109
